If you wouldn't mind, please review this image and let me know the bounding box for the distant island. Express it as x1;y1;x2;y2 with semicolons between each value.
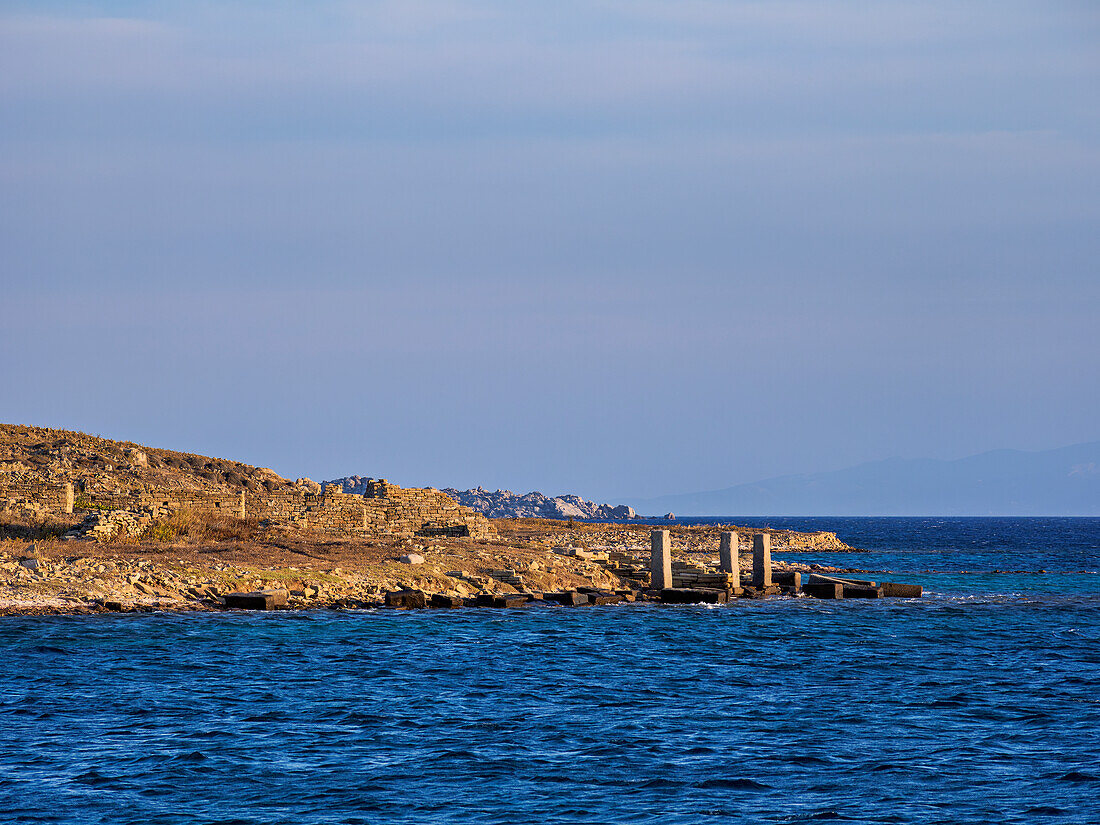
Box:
328;477;638;520
629;442;1100;516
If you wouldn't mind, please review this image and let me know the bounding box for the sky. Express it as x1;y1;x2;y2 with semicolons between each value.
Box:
1;1;1098;501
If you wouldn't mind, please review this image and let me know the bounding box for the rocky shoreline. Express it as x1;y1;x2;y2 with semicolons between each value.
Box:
0;520;859;616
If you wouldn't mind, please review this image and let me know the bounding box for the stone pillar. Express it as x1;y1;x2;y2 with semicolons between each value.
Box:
752;533;772;588
719;531;739;575
650;529;672;590
238;490;247;519
62;483;74;514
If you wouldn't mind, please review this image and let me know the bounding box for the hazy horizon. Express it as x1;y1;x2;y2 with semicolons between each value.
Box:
3;2;1098;503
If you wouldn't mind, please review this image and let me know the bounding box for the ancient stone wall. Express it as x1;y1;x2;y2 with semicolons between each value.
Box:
79;488;245;518
0;476;73;516
2;470;493;540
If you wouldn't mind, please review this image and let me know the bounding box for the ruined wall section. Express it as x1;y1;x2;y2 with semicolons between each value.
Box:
373;485;495;539
248;484;494;539
0;475;74;517
2;468;495;541
77;486;246;518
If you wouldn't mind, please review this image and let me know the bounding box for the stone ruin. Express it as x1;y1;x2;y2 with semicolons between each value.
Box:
0;472;495;543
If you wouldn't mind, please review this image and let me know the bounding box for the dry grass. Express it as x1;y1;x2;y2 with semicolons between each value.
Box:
140;509;263;545
0;512;75;542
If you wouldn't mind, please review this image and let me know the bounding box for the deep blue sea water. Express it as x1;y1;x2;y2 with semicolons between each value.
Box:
2;518;1099;824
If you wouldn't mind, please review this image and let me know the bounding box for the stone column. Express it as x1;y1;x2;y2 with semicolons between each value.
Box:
62;482;74;515
650;529;672;590
238;490;247;519
752;533;772;588
719;531;739;575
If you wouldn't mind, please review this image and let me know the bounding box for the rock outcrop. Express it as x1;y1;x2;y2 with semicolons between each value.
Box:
446;488;637;520
330;478;637;520
1;424;494;541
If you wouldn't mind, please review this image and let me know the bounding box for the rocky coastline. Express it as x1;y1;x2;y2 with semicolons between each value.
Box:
1;424;875;617
0;519;858;616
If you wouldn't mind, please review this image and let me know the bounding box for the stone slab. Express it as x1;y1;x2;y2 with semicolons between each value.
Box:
429;594;465;608
808;573;877;588
802;582;843;599
842;585;884;599
544;591;590;606
742;585;782;599
660;588;729;605
385;589;427;609
224;589;288;610
491;594;528;609
772;571;802;587
881;582;923;598
587;592;623;605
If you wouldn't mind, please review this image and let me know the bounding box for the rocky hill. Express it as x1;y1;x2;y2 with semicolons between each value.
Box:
1;424;494;542
0;423;307;497
331;478;638;520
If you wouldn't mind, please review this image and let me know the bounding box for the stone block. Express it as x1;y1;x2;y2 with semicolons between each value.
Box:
660;588;729;604
772;571;802;587
802;582;843;599
398;553;425;565
719;531;739;574
808;573;877;588
881;582;922;598
742;585;782;598
385;589;427;609
586;591;623;605
492;594;528;608
224;589;288;610
429;594;464;608
651;529;672;589
752;534;772;588
544;590;590;606
842;585;883;599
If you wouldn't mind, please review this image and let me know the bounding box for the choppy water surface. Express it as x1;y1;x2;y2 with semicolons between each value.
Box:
2;519;1099;824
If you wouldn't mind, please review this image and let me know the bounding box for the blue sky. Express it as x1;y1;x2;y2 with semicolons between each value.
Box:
2;1;1098;499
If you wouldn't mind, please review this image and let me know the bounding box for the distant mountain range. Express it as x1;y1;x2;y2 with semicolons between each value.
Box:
627;442;1100;516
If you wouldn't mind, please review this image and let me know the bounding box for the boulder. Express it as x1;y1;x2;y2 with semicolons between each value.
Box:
398;554;425;565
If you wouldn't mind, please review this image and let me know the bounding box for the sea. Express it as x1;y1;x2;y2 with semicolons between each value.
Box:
2;517;1098;824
